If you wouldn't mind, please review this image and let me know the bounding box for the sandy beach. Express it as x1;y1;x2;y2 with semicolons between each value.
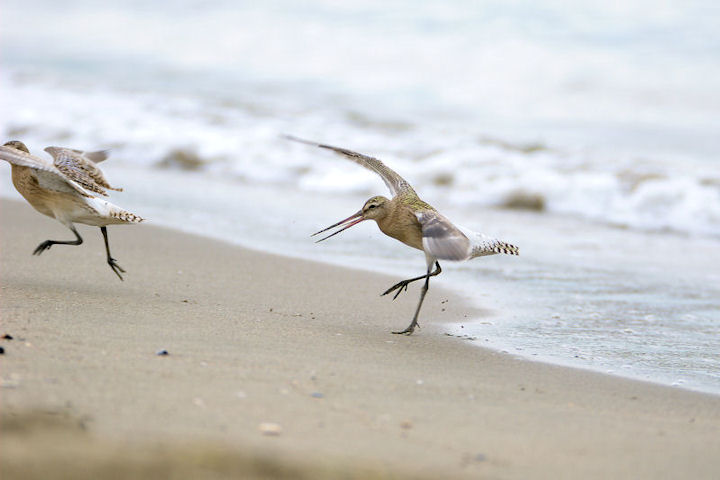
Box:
1;198;719;479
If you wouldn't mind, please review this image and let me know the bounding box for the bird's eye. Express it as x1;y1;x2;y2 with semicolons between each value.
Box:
367;204;377;209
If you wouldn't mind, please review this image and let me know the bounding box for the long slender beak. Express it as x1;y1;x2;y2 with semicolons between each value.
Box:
312;210;365;243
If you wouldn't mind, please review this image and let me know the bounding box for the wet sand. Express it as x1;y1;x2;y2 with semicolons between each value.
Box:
1;199;719;479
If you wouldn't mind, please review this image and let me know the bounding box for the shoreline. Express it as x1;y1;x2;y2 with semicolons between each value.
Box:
4;165;718;396
2;198;720;479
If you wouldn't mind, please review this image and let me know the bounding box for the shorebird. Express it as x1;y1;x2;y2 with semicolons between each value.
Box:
287;135;518;335
0;140;144;280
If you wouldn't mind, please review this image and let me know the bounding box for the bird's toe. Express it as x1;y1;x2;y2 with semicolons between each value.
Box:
32;242;52;255
107;259;126;280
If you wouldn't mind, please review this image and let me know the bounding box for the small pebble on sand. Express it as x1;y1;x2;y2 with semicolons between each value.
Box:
156;349;169;356
259;422;282;436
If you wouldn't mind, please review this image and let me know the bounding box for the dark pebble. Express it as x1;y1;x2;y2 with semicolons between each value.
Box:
156;349;169;356
0;346;5;354
2;334;13;340
310;392;324;399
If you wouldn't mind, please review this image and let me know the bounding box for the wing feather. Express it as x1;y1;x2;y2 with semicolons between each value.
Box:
416;210;471;261
84;150;109;163
285;135;414;197
0;145;92;197
44;147;121;196
0;145;54;170
60;148;109;163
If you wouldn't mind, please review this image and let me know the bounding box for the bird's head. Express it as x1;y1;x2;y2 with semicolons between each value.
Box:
3;140;29;153
360;195;390;221
312;195;391;243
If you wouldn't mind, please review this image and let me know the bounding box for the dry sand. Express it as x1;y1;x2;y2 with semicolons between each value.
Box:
1;198;719;479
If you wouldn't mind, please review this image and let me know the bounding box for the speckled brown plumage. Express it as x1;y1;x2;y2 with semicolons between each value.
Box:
46;146;121;196
1;140;144;280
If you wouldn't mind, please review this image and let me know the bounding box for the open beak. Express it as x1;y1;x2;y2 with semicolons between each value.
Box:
312;210;365;243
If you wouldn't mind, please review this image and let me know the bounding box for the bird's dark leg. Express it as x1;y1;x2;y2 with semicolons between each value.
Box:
392;264;435;335
101;226;126;281
32;226;83;255
382;262;441;300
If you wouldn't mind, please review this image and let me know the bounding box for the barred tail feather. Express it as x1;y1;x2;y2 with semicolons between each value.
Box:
467;237;519;258
457;224;520;259
110;208;144;224
90;198;144;225
494;241;519;256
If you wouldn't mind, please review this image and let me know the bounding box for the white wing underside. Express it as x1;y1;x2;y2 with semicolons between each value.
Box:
0;145;91;197
35;170;84;194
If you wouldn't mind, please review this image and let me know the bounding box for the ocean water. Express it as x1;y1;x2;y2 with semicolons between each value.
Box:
1;0;719;394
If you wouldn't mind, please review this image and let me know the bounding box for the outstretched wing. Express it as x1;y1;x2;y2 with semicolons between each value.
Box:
44;147;121;196
416;210;471;261
285;135;415;197
0;145;92;197
1;144;54;171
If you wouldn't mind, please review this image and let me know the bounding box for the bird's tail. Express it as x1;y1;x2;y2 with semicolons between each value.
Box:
109;207;144;224
493;241;519;256
457;225;519;258
468;238;519;258
91;198;144;224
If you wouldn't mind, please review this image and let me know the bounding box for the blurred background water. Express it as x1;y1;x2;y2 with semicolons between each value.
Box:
1;0;719;393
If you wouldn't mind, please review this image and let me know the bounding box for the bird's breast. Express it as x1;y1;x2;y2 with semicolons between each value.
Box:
10;165;97;222
11;165;55;218
377;208;424;251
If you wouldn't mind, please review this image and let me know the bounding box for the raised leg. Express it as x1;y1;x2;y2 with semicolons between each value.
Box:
392;264;436;335
382;262;441;300
101;226;126;281
33;226;83;255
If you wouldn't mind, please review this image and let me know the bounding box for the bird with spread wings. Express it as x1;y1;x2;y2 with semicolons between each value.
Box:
287;135;518;335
